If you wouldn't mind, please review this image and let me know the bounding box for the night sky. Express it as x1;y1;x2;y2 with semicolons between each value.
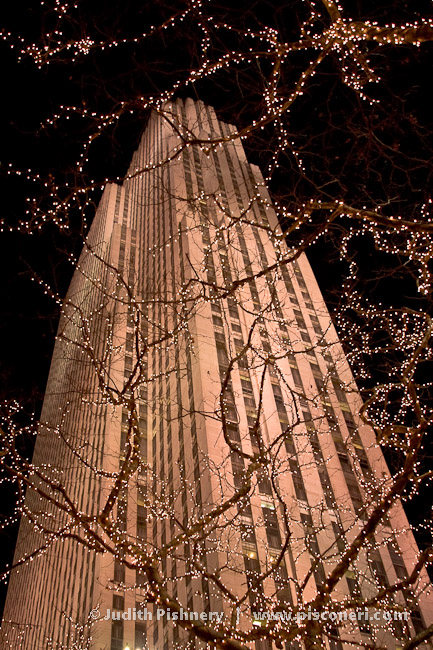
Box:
1;0;433;619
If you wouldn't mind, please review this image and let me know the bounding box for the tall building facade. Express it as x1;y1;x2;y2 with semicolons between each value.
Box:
1;99;432;650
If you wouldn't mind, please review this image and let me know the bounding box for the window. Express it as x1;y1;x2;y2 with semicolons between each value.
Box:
135;620;147;648
227;423;241;442
342;411;356;433
114;561;125;583
290;461;308;502
227;298;239;320
262;505;282;548
136;569;146;587
274;561;292;603
112;595;124;611
216;341;228;366
212;315;224;328
293;309;307;330
410;609;425;635
332;378;347;403
231;451;245;488
242;379;254;395
137;505;146;538
370;554;389;588
346;573;362;599
244;554;265;609
387;543;407;579
258;469;273;495
291;366;303;387
111;620;123;650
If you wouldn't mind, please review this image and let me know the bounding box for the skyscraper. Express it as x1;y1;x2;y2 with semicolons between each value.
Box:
1;99;432;650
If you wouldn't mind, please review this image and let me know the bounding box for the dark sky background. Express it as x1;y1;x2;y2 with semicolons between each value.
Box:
1;0;433;619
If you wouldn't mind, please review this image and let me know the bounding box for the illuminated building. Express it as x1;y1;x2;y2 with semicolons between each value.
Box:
2;99;432;650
